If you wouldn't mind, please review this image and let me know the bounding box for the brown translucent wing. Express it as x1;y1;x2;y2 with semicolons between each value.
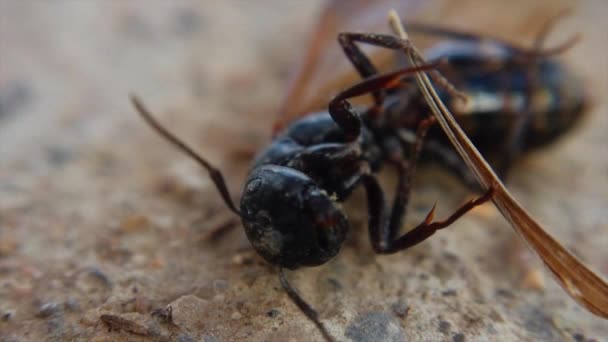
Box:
279;0;608;319
386;11;608;318
273;0;574;134
414;68;608;318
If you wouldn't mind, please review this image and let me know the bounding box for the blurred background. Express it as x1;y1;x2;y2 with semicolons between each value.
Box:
1;1;607;341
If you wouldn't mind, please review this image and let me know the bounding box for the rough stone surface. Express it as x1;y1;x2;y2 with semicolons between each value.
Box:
1;1;607;341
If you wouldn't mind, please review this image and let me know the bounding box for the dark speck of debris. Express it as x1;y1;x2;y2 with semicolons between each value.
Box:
45;145;74;167
345;312;404;342
0;79;32;120
453;332;466;342
100;314;150;336
73;266;112;290
173;8;203;37
572;333;585;342
36;302;62;318
521;307;555;340
327;277;342;290
442;251;460;262
3;310;15;321
151;305;173;324
266;309;280;318
495;288;514;298
442;289;457;297
390;301;410;319
438;320;451;334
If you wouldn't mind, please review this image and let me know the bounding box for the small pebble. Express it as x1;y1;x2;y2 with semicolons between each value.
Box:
345;312;404;342
3;309;15;321
37;302;62;318
64;298;81;312
203;335;219;342
177;334;195;342
232;254;245;265
213;279;228;294
442;289;457;296
231;311;242;320
266;309;280;318
522;307;554;340
520;269;546;290
439;320;451;334
327;277;342;290
453;332;465;342
391;301;410;319
572;333;585;342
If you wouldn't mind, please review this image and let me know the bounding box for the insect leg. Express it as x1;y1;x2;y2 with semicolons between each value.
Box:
131;96;240;215
337;33;466;101
338;33;384;108
328;63;439;141
279;268;334;342
362;169;492;254
381;187;493;254
384;118;435;243
362;117;493;254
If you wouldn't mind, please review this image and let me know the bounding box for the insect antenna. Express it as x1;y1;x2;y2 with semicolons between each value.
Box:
130;95;241;216
529;33;581;58
534;9;576;52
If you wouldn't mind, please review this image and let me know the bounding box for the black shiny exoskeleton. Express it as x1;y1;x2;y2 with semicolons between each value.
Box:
132;60;493;341
131;15;585;342
337;22;586;184
134;61;491;271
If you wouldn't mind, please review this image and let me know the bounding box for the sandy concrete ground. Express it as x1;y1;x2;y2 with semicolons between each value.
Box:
1;1;607;341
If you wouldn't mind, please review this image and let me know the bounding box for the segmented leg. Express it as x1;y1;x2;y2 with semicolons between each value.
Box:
338;33;384;107
337;32;467;102
361;116;493;253
327;63;439;141
384;117;435;243
363;173;493;254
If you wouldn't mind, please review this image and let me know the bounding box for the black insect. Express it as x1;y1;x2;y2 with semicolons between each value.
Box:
130;12;590;342
132;65;494;342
